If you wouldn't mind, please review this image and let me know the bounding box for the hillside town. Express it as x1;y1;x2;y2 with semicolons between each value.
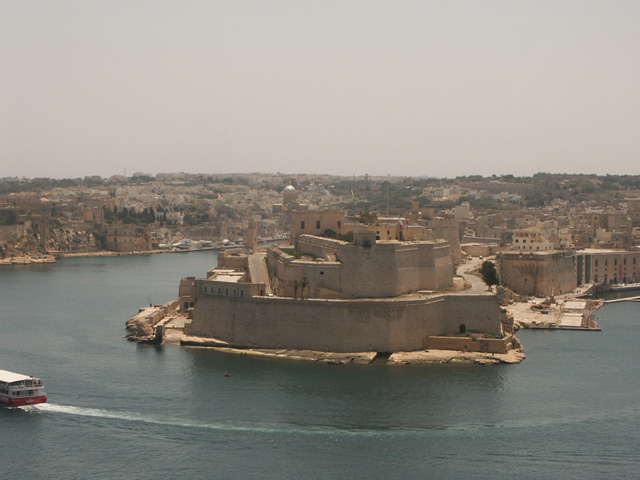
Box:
2;172;640;301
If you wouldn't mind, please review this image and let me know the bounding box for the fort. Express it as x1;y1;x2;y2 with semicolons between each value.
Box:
174;210;523;364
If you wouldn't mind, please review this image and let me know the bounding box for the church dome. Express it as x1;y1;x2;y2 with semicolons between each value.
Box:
283;185;297;204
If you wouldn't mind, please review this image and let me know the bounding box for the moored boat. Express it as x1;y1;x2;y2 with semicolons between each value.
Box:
0;369;47;407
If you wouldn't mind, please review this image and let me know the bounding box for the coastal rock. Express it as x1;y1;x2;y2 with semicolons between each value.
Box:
128;317;154;338
387;349;525;365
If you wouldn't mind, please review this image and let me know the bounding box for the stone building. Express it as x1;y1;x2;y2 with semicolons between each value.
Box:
289;210;345;244
498;250;577;297
104;222;152;252
574;249;640;285
184;211;509;353
512;224;553;251
269;232;453;299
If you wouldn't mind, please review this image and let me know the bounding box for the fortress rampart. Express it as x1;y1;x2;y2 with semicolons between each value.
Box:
187;294;503;353
267;235;453;298
499;250;577;297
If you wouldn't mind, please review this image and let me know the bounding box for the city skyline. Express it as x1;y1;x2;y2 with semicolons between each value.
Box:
2;1;639;179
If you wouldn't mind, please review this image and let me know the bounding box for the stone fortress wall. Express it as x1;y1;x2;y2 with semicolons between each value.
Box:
425;217;462;264
184;209;507;354
270;234;453;298
187;293;504;353
498;250;577;297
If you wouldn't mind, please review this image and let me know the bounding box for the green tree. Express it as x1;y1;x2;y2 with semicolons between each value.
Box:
480;260;500;291
359;211;378;225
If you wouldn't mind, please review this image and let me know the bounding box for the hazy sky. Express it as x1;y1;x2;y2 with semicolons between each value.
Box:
2;1;639;179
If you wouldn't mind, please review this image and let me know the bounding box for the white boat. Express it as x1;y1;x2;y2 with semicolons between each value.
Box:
0;369;47;407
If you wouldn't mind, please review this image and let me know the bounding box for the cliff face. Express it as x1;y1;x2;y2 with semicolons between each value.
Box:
0;227;47;260
0;227;97;262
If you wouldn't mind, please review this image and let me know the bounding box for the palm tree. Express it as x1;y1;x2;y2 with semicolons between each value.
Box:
291;280;300;299
300;276;310;299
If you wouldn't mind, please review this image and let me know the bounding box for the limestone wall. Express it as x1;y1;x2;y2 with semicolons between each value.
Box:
196;278;262;299
424;335;513;354
188;294;503;352
217;251;248;270
499;251;577;297
425;217;462;264
291;236;453;298
266;246;343;297
289;211;345;244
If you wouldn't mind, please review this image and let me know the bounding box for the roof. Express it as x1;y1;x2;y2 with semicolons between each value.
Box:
209;269;245;283
0;369;35;383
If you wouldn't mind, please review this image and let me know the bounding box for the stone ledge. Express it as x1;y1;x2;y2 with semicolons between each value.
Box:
179;336;524;365
388;349;525;365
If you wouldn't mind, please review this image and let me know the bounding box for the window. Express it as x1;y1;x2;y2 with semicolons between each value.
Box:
316;220;321;229
337;221;341;229
301;221;305;229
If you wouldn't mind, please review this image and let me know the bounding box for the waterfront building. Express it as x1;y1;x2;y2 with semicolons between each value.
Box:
575;249;640;285
105;222;152;252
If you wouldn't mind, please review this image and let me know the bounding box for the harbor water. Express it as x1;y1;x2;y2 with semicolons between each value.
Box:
1;251;639;479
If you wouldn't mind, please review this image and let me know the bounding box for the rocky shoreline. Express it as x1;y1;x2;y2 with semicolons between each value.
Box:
0;255;56;265
179;335;525;365
1;248;182;265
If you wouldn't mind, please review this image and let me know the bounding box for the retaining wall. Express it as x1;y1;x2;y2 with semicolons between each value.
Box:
188;294;503;352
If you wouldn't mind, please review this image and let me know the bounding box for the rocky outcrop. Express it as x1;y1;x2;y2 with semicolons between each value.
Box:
125;300;180;342
0;255;55;265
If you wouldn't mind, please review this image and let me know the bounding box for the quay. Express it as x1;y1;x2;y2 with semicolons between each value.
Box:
504;297;603;331
605;295;640;304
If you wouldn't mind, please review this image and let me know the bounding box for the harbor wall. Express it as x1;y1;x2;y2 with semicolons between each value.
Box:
188;294;503;353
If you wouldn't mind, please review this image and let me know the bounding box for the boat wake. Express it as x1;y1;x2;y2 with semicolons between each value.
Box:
32;402;640;438
33;403;353;436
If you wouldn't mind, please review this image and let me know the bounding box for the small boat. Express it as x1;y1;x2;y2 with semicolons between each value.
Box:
0;369;47;407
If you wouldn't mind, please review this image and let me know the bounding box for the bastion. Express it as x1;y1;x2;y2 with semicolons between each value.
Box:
180;222;519;359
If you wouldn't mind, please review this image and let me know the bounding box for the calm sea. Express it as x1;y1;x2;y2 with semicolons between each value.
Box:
1;252;639;479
